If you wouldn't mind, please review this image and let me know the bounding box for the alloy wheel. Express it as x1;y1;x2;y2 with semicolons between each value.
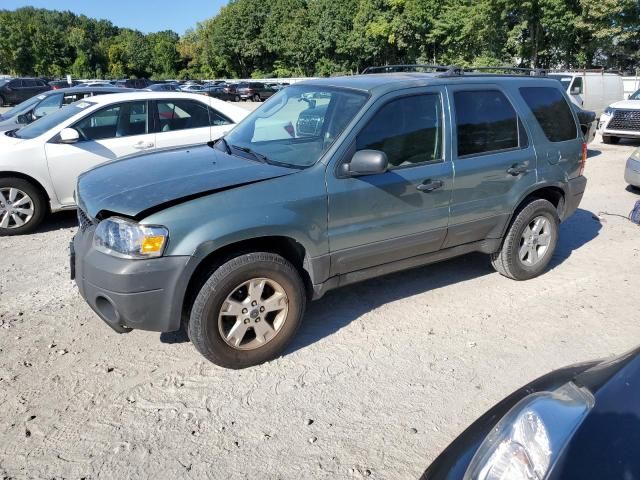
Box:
0;187;34;229
218;277;289;350
519;216;552;266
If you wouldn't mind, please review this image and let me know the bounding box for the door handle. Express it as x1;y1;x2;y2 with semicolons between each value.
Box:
507;163;528;176
416;179;444;192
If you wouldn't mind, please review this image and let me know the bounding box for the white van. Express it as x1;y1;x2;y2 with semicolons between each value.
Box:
548;71;624;118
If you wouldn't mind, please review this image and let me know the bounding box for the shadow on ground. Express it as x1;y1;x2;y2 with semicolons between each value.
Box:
287;208;601;355
35;210;77;234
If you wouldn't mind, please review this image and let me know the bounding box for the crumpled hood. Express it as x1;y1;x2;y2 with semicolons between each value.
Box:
77;145;297;219
609;99;640;110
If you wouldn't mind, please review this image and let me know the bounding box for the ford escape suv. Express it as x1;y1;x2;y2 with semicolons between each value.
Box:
72;68;587;369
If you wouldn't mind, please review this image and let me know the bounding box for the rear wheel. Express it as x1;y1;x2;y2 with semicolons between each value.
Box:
234;94;240;102
491;199;559;280
0;177;48;236
187;252;306;369
602;135;620;145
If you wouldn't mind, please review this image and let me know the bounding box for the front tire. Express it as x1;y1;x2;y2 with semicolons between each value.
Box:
491;199;559;280
253;93;261;102
602;135;620;144
0;177;47;236
188;252;306;369
234;94;240;102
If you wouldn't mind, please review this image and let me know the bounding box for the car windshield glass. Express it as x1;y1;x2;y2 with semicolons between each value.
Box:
630;89;640;100
14;100;95;139
1;94;46;119
548;75;572;89
223;85;369;168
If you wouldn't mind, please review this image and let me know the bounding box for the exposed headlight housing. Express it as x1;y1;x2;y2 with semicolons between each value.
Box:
94;217;168;259
464;382;594;480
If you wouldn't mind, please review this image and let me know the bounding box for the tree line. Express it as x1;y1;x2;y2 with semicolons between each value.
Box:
1;1;638;80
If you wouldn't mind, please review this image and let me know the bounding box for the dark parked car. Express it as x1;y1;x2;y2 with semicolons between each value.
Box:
0;86;129;132
73;69;587;368
144;83;182;92
114;78;153;89
201;85;237;101
423;346;640;480
0;77;51;106
237;82;277;101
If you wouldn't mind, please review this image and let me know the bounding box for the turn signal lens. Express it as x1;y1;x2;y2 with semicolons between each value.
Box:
141;235;166;254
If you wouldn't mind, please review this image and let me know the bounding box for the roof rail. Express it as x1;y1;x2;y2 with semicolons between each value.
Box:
547;68;623;75
361;64;463;77
464;66;547;76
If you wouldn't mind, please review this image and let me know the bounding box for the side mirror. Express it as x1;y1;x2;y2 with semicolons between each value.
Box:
343;149;388;176
59;127;80;144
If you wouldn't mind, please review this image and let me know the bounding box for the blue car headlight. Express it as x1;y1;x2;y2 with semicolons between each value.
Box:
94;217;168;259
464;382;594;480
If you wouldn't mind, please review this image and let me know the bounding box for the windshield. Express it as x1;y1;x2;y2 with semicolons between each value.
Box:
0;94;45;119
14;100;95;140
630;89;640;100
548;75;572;90
223;85;368;168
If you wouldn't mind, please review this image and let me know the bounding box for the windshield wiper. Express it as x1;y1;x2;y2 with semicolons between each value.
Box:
230;144;270;164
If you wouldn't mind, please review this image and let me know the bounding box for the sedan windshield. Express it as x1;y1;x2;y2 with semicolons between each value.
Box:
14;100;95;140
0;94;45;119
223;85;368;168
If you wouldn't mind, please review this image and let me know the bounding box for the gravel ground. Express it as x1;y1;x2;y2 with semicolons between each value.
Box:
1;113;639;479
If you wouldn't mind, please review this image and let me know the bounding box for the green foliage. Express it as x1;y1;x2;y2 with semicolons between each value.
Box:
1;1;639;79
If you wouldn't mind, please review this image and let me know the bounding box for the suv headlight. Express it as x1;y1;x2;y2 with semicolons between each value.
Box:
464;382;594;480
94;217;168;259
604;106;615;116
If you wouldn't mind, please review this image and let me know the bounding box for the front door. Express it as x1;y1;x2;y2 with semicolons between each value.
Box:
326;89;453;275
45;100;154;206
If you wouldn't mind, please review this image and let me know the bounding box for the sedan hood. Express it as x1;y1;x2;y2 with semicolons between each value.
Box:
77;145;297;219
610;99;640;110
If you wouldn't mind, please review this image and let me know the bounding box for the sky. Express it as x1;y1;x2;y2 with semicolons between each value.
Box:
2;0;228;34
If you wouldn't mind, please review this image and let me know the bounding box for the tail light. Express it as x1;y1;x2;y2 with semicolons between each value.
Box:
579;142;587;176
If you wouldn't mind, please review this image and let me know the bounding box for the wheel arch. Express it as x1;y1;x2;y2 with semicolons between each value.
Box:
176;235;320;330
0;171;52;213
500;184;566;240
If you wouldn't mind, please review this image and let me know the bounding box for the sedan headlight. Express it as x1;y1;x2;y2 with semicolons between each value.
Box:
94;217;168;259
464;382;594;480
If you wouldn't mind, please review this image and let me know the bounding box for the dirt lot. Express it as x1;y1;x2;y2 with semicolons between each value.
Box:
1;110;639;479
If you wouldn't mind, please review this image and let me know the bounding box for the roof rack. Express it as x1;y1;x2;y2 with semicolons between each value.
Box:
464;66;547;76
361;64;463;77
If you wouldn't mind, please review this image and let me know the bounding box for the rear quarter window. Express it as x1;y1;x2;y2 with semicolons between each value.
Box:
519;87;577;142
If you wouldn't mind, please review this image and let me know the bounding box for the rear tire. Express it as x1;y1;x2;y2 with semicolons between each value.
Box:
187;252;306;369
602;135;620;145
234;94;240;102
491;199;559;280
0;177;48;236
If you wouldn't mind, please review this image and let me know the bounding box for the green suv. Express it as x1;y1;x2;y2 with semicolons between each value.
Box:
72;69;587;368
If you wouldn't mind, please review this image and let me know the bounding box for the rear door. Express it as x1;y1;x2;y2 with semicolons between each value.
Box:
153;98;214;150
45;100;155;205
326;88;453;274
445;85;536;248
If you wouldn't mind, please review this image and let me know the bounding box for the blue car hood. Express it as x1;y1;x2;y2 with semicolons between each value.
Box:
77;145;297;219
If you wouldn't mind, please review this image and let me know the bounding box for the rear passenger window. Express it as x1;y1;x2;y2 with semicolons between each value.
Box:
520;87;577;142
157;100;211;131
356;94;443;167
454;90;519;157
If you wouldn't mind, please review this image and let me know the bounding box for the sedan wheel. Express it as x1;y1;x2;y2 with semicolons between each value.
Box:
0;187;34;229
0;178;47;236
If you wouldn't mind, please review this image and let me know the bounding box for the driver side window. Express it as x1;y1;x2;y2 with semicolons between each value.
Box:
356;94;443;168
74;102;148;141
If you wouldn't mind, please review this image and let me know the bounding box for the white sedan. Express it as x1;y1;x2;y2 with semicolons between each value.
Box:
0;91;248;235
